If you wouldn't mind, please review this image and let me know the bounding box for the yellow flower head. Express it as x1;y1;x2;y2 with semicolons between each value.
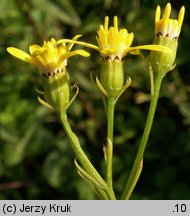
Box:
96;16;134;61
155;3;185;39
7;35;89;77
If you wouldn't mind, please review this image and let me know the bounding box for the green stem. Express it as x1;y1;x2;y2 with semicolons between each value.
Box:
106;97;115;191
121;74;164;200
60;112;116;200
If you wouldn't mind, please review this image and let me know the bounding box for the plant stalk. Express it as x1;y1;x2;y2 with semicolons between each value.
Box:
121;74;164;200
106;97;115;192
60;112;116;200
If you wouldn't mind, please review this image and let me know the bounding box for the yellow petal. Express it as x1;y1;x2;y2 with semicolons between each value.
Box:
59;49;90;63
29;45;42;54
72;49;90;57
56;35;82;51
31;47;46;56
178;6;185;33
162;3;171;34
163;3;171;21
7;47;32;63
66;35;82;51
104;16;109;31
57;39;99;51
128;45;171;55
155;5;161;24
50;38;56;44
100;48;116;55
113;16;118;30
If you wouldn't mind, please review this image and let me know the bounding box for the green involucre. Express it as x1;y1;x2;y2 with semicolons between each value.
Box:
149;36;178;75
100;59;124;97
43;72;70;112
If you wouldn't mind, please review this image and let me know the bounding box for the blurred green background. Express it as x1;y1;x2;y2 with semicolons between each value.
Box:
0;0;190;200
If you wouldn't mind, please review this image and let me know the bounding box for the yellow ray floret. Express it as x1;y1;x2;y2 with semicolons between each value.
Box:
155;3;185;39
7;36;90;77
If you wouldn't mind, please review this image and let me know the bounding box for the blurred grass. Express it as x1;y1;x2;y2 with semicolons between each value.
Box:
0;0;190;199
